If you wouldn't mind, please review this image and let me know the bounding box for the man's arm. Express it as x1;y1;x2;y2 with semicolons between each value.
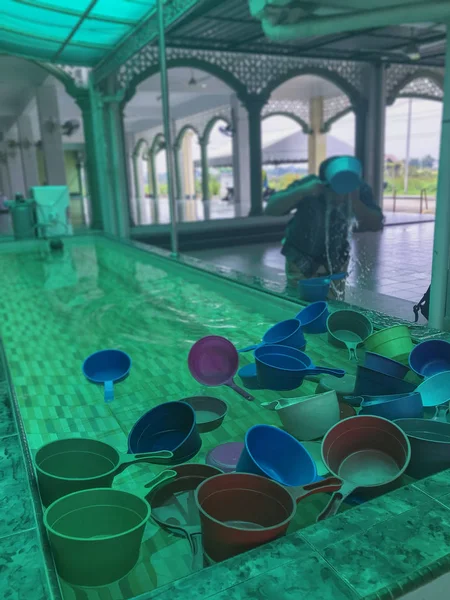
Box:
351;189;384;231
265;176;324;216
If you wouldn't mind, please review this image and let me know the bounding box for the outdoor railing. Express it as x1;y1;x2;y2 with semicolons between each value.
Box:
389;189;430;213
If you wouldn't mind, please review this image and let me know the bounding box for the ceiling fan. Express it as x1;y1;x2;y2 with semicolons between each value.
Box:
356;26;444;63
356;42;422;62
157;70;209;101
219;124;234;137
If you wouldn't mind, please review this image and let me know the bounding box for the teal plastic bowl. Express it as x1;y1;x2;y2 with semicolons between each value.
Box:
325;156;362;195
298;280;330;302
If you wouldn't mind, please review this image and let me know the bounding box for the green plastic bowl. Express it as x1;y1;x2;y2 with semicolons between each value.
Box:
364;325;413;364
43;471;175;587
35;437;173;507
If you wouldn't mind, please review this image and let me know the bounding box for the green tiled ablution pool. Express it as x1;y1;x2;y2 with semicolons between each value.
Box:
1;234;450;600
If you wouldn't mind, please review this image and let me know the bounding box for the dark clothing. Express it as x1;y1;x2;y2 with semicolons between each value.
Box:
282;181;381;277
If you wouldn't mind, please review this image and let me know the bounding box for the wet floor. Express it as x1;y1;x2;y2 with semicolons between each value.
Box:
188;221;434;322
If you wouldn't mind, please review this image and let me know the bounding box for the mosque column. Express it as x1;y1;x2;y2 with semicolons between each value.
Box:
199;135;209;203
36;85;67;186
308;96;327;176
76;89;105;230
149;150;159;201
181;130;196;199
430;28;450;330
360;63;387;207
101;76;131;239
131;151;141;225
242;93;267;216
230;94;250;215
0;140;12;198
4;126;26;196
18;115;39;191
75;87;116;235
354;100;368;178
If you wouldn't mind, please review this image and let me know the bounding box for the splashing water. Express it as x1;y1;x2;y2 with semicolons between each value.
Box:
324;192;353;301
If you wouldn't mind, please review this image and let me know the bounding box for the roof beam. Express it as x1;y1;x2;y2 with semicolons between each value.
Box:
2;24;113;50
52;0;100;61
14;0;137;25
93;0;219;85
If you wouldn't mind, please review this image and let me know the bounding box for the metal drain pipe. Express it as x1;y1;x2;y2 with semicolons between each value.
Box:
260;2;450;41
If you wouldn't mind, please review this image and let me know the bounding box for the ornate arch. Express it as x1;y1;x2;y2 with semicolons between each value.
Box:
150;133;166;155
262;112;311;134
263;66;360;106
203;115;232;144
263;98;310;130
148;133;166;154
118;47;365;107
31;60;87;97
121;49;245;105
386;66;444;105
322;107;354;133
174;124;201;149
322;95;354;133
133;137;150;158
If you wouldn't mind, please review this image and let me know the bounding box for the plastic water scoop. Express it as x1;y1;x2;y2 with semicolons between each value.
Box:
188;336;254;401
83;349;131;403
327;310;373;362
238;319;305;353
302;272;347;285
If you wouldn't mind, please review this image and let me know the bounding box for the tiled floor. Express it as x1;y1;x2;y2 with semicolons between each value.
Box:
188;222;435;322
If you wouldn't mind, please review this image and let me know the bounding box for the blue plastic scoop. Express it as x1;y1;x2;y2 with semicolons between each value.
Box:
83;349;131;403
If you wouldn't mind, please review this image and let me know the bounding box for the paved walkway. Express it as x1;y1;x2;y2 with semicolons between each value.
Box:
188;221;435;322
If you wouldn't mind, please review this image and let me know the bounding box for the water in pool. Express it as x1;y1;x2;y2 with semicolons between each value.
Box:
0;237;358;598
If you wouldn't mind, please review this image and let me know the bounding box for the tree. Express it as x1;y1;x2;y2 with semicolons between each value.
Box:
421;154;435;169
409;158;420;168
209;175;221;196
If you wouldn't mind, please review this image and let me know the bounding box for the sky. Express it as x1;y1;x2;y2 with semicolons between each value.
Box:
155;97;443;169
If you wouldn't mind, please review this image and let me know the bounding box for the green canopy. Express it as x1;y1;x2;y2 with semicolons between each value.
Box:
1;0;158;65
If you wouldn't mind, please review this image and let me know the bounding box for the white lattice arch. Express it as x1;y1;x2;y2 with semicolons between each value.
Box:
262;99;311;132
322;95;353;132
175;105;232;141
386;64;444;105
119;47;365;106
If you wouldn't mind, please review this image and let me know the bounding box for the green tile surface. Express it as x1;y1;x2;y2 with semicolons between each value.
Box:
208;553;359;600
0;434;35;537
0;381;15;437
322;499;450;598
0;528;50;600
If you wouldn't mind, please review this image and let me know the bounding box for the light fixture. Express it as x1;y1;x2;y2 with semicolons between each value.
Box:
219;124;235;137
405;42;421;61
